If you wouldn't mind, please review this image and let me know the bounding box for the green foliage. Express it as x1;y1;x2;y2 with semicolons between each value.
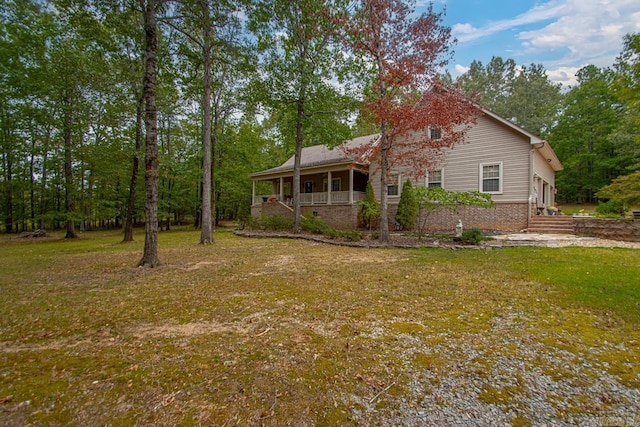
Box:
246;215;293;231
301;214;334;235
301;214;362;241
456;57;561;136
597;170;640;208
357;182;380;230
414;187;494;237
459;228;484;245
595;200;627;217
395;179;418;230
548;65;632;204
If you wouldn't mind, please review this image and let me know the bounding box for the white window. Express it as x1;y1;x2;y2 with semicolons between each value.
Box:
323;178;341;191
388;173;399;196
480;163;502;194
430;127;442;140
427;169;443;188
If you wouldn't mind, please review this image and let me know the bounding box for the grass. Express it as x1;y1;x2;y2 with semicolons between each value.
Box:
0;229;639;425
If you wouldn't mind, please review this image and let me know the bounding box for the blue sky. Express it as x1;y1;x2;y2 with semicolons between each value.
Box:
418;0;640;87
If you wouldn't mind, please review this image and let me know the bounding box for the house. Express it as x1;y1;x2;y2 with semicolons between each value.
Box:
250;108;562;233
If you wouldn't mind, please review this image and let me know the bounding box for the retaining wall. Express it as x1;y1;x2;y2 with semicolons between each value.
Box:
573;217;640;242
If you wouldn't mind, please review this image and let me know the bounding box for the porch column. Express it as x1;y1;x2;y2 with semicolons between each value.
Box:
279;177;284;201
252;180;256;205
349;168;354;204
327;171;332;205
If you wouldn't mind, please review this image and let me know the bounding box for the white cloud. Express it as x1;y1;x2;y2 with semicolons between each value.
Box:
452;1;568;43
518;0;640;67
452;23;477;36
453;64;470;77
451;0;640;87
545;66;582;88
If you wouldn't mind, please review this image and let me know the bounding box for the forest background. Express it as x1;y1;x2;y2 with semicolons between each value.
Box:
1;0;639;236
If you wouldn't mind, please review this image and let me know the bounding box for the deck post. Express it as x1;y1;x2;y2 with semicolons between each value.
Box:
279;177;284;201
349;169;354;204
327;171;332;205
252;180;256;205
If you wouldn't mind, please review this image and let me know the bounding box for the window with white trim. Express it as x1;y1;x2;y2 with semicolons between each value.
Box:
332;178;341;192
427;169;443;188
480;163;502;193
388;173;399;196
324;178;341;191
430;127;442;140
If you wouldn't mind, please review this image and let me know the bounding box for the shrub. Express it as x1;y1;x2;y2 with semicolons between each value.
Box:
261;215;294;231
396;179;418;230
595;200;626;217
459;228;483;245
244;215;263;230
301;215;333;235
339;229;363;242
358;182;380;230
301;215;363;241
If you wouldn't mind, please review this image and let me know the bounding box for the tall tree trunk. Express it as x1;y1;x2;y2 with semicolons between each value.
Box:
2;107;14;234
200;34;214;244
292;97;304;233
123;95;143;242
63;93;77;239
29;135;36;230
378;129;390;242
138;0;161;268
376;55;390;243
3;152;12;234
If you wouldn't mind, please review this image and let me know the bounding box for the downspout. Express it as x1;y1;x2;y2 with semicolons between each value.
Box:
528;148;534;226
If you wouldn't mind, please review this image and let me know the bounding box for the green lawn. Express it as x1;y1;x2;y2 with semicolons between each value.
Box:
1;229;639;425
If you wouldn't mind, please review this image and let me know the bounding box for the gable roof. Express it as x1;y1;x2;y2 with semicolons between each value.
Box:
480;108;562;171
250;134;379;178
251;107;563;178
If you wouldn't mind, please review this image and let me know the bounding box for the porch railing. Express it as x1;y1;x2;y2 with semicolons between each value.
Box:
253;191;365;206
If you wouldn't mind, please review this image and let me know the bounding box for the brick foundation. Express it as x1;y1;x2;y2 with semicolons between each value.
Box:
301;205;359;229
388;202;529;233
253;202;359;229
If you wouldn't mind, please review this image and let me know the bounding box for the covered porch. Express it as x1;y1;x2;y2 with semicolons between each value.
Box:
251;167;369;207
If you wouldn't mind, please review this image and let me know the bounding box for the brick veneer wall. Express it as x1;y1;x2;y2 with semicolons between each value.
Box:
253;202;359;229
301;205;359;229
388;202;529;233
260;201;294;219
573;217;640;242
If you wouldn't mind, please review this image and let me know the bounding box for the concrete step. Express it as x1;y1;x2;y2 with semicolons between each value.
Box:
528;216;575;234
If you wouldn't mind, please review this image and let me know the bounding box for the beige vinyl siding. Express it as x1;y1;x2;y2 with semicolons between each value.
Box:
533;150;555;187
370;115;533;203
439;116;531;202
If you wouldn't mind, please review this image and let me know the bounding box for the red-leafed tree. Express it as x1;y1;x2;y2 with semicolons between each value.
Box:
344;0;480;242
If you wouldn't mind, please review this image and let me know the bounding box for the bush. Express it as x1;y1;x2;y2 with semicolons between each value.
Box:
595;200;626;217
301;215;333;235
396;179;418;230
301;215;363;241
459;228;483;245
358;182;380;230
339;229;364;242
246;215;294;231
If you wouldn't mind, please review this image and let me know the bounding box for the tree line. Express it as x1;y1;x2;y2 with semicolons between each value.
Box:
1;1;639;247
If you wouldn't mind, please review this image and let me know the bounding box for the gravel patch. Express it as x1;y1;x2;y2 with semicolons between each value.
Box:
351;312;640;426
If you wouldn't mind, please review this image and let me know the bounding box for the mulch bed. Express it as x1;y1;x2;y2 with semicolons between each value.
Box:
233;229;533;249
